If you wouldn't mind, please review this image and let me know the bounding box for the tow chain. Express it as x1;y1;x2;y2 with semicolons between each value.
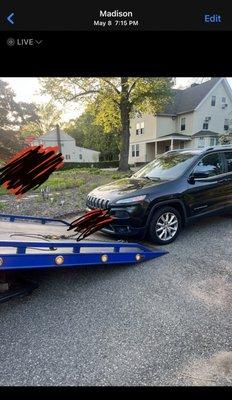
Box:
10;232;128;243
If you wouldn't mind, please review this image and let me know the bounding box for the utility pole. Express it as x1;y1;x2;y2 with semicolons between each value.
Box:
56;124;62;153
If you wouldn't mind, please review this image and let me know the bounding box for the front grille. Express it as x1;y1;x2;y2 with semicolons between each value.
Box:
86;195;110;210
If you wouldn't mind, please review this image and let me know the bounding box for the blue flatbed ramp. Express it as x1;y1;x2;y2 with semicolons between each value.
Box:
0;214;167;271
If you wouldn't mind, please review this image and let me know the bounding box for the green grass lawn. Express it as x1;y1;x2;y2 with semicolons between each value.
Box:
0;168;131;197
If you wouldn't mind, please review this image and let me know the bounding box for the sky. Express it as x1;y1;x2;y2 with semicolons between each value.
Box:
2;77;232;122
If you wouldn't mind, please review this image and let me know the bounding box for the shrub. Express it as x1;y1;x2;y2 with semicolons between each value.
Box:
61;160;119;170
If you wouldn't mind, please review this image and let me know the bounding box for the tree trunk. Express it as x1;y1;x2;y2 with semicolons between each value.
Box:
118;78;131;172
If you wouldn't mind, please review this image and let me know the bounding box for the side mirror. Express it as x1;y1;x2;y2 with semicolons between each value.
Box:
188;171;210;184
187;174;195;184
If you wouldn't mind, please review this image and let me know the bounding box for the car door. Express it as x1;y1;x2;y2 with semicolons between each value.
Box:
221;151;232;210
185;152;227;217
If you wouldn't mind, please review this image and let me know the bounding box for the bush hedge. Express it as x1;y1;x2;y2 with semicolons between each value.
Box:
61;160;119;170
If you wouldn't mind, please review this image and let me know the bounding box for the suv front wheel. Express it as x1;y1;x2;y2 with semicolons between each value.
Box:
148;206;181;245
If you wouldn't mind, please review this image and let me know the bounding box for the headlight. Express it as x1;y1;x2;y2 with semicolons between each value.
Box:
115;195;146;205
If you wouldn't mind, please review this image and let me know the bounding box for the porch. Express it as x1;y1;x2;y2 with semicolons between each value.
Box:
146;133;192;162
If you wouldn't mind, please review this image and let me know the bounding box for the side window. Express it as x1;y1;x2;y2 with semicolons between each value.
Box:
211;96;216;106
136;123;140;135
225;152;232;173
136;144;139;157
197;137;205;148
180;117;186;131
132;145;135;157
224;119;229;131
194;153;223;178
140;121;144;134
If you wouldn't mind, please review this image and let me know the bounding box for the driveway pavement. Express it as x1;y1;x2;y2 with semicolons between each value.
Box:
0;215;231;386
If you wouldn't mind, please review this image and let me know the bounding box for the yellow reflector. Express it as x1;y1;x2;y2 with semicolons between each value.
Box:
135;254;142;262
101;254;108;263
55;255;64;265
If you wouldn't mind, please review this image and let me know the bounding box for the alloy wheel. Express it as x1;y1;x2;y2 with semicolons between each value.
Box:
155;212;178;241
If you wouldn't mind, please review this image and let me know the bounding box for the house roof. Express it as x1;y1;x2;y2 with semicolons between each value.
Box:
154;133;192;141
192;130;220;137
39;129;74;141
33;129;101;153
159;78;222;115
160;133;191;138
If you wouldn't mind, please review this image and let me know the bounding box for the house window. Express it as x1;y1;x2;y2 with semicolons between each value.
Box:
222;97;226;103
210;138;216;146
211;96;216;106
136;123;140;135
132;145;135;157
79;154;82;160
224;119;229;131
197;137;205;148
65;154;71;160
140;122;144;134
136;144;139;157
180;117;186;131
179;141;184;149
203;122;208;130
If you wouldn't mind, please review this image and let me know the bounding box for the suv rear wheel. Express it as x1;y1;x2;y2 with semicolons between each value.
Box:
148;206;181;245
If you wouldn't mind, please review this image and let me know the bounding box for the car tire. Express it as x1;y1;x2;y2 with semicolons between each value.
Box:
148;206;182;245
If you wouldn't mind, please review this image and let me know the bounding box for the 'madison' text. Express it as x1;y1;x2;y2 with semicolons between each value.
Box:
100;10;133;18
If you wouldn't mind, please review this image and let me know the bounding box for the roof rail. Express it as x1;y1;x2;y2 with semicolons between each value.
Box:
208;144;232;150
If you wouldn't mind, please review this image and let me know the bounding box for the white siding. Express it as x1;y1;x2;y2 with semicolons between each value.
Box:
192;81;232;134
128;142;146;164
176;113;194;136
129;79;232;161
130;113;157;143
156;116;176;137
32;131;100;163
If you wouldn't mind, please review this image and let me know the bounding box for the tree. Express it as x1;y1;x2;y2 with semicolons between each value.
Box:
63;110;119;160
40;78;173;171
219;114;232;145
0;79;39;160
0;129;24;161
20;101;62;138
0;80;38;130
219;132;232;145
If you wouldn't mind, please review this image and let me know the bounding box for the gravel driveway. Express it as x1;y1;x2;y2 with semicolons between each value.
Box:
0;215;231;386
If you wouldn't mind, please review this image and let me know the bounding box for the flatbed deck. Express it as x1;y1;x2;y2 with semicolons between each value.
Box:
0;214;167;271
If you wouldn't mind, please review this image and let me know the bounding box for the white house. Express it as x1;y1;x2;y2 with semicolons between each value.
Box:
129;78;232;164
32;129;100;163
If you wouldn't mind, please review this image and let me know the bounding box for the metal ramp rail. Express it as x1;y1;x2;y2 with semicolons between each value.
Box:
0;213;167;302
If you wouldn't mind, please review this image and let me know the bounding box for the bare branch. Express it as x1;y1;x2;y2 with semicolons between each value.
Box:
102;79;120;94
61;90;100;103
128;78;139;95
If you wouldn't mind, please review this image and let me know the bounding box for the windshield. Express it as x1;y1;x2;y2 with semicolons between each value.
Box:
132;151;198;180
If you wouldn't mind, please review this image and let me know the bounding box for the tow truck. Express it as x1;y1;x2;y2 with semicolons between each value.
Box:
0;213;167;303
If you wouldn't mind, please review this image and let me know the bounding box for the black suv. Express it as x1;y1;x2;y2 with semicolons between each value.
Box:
86;146;232;244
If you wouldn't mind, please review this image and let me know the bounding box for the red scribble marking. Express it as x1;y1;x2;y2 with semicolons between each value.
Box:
0;145;64;196
68;209;116;241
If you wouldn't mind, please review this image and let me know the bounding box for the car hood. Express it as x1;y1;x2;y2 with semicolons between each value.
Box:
88;177;169;203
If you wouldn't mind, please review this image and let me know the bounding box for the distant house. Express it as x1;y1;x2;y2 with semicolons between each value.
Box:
32;129;100;163
129;78;232;164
